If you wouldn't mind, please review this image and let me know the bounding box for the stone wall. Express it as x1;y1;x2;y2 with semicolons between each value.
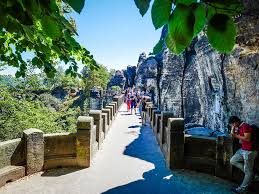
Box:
147;105;259;188
44;133;77;169
0;139;25;169
0;94;125;188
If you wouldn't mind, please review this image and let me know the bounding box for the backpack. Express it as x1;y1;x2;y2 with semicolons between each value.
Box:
251;124;259;150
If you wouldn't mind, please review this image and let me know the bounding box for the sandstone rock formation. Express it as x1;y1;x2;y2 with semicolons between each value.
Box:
124;66;136;88
135;53;160;104
107;70;126;89
134;5;259;132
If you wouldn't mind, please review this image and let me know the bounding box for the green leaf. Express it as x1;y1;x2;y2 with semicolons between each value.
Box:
41;16;61;39
167;4;195;54
165;33;174;53
64;0;85;13
31;57;43;69
153;40;163;54
134;0;151;16
64;31;80;49
193;3;206;36
44;62;57;78
175;0;197;6
151;0;172;29
207;14;236;53
15;71;22;78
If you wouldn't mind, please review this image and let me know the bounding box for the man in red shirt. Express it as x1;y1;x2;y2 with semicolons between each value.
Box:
229;116;258;193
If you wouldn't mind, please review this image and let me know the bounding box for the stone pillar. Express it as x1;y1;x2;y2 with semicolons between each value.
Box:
155;114;161;143
160;112;174;145
102;113;108;136
106;105;114;121
152;110;161;129
102;108;111;126
166;118;184;169
23;128;44;175
76;116;95;167
89;110;104;148
113;94;124;108
113;96;119;105
215;136;233;180
111;102;118;113
150;107;157;123
109;103;116;116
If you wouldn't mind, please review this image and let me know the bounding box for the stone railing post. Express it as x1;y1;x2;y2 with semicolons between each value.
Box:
110;101;118;113
23;128;44;175
89;110;104;148
106;105;114;121
102;112;108;136
149;107;157;124
113;96;119;105
155;114;162;143
102;108;111;126
76;116;95;168
215;136;233;179
152;110;161;129
166;118;184;169
160;112;174;145
113;95;124;108
109;103;116;116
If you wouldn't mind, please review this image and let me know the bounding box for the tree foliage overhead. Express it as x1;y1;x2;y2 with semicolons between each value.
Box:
134;0;244;54
0;0;97;78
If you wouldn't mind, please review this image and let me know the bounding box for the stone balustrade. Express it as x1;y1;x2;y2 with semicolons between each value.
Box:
89;110;104;149
0;94;124;188
146;107;259;184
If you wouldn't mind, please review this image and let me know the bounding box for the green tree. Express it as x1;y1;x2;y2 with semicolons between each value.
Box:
81;64;110;92
0;0;97;78
134;0;244;54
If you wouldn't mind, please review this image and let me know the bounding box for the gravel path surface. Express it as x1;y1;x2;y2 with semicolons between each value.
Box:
0;104;234;194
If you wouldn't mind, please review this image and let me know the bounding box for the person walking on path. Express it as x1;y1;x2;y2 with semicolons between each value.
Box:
141;97;147;126
130;95;137;115
229;116;258;194
126;94;131;112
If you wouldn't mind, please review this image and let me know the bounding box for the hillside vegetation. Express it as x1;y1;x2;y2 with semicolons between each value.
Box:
0;65;111;141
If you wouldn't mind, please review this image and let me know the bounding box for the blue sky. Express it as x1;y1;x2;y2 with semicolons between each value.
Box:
1;0;161;75
74;0;161;70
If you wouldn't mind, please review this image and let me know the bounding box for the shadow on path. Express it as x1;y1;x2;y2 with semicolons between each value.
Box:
102;122;234;194
120;113;132;116
41;168;82;177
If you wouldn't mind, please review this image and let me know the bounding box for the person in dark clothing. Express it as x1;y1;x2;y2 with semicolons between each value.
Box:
130;95;137;114
141;97;147;126
229;116;258;194
136;95;142;115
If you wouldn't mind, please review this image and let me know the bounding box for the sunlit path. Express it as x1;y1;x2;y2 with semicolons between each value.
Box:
0;104;234;194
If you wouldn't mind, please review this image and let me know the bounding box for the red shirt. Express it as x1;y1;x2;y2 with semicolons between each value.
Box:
238;123;256;151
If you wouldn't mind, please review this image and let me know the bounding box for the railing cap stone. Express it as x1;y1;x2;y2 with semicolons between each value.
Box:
23;128;43;135
77;116;93;130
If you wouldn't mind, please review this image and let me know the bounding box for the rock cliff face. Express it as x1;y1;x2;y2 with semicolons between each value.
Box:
107;70;126;89
124;66;137;88
135;53;160;104
135;9;259;131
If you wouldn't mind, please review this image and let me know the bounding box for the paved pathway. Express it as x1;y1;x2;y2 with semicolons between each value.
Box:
0;104;234;194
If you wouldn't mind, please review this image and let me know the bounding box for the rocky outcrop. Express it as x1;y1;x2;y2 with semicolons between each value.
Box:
124;66;136;88
135;53;160;104
108;66;136;89
134;9;259;132
107;70;126;89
